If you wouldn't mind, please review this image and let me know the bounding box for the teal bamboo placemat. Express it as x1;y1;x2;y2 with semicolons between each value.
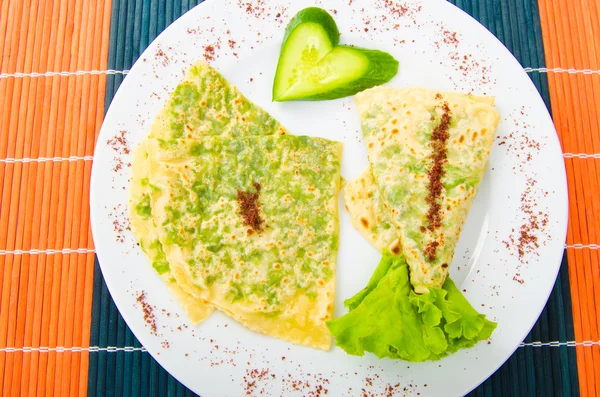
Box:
90;0;579;395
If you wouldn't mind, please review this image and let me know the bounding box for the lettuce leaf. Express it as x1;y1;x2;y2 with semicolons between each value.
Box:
327;254;496;361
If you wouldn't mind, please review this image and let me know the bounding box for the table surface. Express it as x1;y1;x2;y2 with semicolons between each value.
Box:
0;0;598;396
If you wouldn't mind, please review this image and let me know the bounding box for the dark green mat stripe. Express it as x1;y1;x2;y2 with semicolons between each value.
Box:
91;1;579;396
91;0;204;395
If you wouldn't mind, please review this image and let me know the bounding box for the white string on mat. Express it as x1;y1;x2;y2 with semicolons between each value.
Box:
0;248;95;255
563;153;600;159
0;156;94;164
565;244;600;250
0;69;130;79
1;67;598;80
0;346;147;353
520;340;600;347
523;67;600;75
2;341;598;353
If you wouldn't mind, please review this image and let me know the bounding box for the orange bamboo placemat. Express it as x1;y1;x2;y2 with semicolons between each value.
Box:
0;0;112;395
538;0;600;395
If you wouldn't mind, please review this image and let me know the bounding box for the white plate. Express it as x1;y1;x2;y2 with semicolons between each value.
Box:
90;0;568;395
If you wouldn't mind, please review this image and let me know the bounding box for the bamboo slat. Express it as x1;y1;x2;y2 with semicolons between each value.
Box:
538;0;600;395
0;0;112;395
4;0;45;394
0;1;33;392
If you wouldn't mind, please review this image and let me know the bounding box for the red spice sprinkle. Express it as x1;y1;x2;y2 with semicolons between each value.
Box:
136;291;157;335
243;368;271;396
237;182;265;233
503;176;548;269
424;241;440;263
112;159;123;173
382;0;409;17
109;204;131;244
498;160;550;284
442;50;494;87
513;274;525;284
203;45;215;62
155;48;171;66
107;130;130;174
241;0;268;19
442;30;460;46
379;0;422;25
107;130;130;155
424;102;452;261
228;39;236;49
383;383;403;397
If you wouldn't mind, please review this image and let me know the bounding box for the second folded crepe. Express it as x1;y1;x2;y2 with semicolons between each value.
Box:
352;88;500;293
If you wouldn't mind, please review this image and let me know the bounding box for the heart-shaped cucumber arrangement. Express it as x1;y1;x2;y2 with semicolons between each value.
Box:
272;7;399;101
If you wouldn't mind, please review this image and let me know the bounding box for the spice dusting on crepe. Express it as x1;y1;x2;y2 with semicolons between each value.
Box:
237;182;265;233
424;101;451;262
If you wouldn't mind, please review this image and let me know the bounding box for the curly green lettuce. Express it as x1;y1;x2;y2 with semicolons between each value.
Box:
327;254;496;361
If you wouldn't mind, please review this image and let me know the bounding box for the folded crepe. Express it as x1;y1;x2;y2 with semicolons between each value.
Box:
146;135;342;350
130;62;288;323
130;62;343;351
328;88;499;360
354;88;500;293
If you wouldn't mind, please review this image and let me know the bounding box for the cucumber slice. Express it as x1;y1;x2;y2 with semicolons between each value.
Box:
272;8;339;101
276;46;398;101
272;23;335;101
272;7;399;102
279;7;340;50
